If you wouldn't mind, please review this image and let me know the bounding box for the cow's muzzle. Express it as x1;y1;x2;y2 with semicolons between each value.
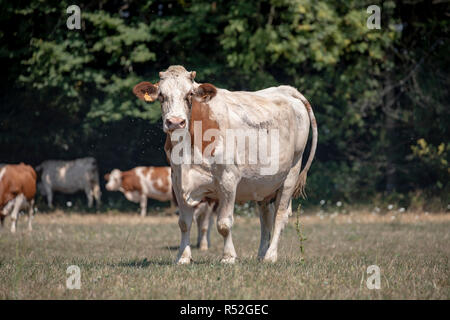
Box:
166;117;186;131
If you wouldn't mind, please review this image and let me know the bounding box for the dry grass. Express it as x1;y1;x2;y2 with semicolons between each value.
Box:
0;210;448;299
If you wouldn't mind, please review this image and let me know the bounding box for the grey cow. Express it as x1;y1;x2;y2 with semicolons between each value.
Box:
36;157;101;209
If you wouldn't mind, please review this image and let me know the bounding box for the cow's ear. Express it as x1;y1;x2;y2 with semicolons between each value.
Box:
133;81;159;102
195;83;217;102
104;174;110;181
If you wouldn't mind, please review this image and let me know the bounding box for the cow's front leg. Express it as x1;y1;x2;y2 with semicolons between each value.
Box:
46;188;53;208
139;194;147;217
176;204;194;264
10;194;25;233
85;188;94;208
217;199;237;263
216;171;239;264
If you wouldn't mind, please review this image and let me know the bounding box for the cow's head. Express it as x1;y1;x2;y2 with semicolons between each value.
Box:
105;169;121;191
133;65;217;133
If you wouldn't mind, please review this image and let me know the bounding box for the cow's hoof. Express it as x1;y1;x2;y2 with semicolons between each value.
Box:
220;256;236;264
199;243;208;251
263;253;278;263
176;257;192;265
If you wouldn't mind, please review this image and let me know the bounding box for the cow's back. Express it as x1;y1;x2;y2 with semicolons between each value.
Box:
39;157;98;193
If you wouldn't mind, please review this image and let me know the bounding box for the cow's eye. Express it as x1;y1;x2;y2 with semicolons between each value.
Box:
186;91;194;104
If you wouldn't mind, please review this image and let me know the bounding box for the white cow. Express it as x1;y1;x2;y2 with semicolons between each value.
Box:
133;65;318;264
36;157;101;209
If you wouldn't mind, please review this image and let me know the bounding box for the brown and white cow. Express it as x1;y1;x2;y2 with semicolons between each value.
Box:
104;166;174;216
36;157;101;209
133;65;318;264
0;163;37;233
105;165;215;250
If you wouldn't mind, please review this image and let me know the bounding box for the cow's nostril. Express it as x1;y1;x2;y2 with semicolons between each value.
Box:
166;117;186;130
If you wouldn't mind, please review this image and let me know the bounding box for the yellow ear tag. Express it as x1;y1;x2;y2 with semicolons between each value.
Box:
144;93;152;102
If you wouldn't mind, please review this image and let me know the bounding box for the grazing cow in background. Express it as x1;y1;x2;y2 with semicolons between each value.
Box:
0;163;37;233
36;157;101;209
133;65;318;264
105;166;175;216
105;166;215;250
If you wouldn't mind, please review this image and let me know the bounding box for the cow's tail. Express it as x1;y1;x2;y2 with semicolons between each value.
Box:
292;91;318;199
88;158;102;206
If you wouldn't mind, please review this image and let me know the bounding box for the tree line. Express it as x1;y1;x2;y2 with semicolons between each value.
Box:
0;0;448;211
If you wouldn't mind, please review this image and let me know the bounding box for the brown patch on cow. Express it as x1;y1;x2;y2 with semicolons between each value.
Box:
0;163;37;208
164;134;172;164
141;167;151;177
133;82;159;102
301;97;317;128
189;84;219;155
120;170;142;192
104;173;110;181
196;83;217;102
150;167;170;194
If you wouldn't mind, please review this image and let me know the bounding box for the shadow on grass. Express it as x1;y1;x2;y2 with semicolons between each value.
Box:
114;257;214;268
162;245;207;251
163;245;179;251
114;258;172;267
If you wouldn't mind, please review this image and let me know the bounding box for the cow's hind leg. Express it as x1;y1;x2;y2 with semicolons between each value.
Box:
176;204;195;264
263;160;302;263
170;199;178;215
257;201;275;259
196;203;213;251
10;194;25;233
0;214;5;230
93;183;101;209
139;194;147;217
27;199;35;231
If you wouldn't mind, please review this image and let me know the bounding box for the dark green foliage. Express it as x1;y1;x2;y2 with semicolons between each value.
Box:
0;0;448;209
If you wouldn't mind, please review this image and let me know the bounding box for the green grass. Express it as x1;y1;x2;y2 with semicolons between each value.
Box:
0;211;448;299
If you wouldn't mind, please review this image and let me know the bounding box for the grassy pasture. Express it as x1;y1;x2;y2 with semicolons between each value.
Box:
0;210;448;299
